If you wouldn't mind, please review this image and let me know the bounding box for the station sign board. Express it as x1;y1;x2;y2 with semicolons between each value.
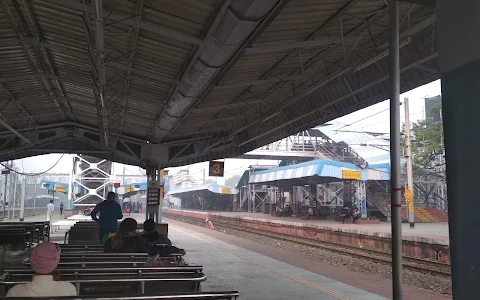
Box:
404;188;414;202
54;184;66;193
342;170;361;181
209;160;224;177
146;188;160;206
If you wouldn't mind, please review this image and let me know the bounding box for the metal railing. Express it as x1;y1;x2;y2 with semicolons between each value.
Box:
1;267;207;296
5;291;240;299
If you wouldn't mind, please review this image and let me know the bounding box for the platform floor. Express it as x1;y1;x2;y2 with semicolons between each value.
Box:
170;209;449;243
170;222;388;300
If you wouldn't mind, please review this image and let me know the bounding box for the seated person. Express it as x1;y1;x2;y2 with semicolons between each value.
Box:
141;219;172;246
6;242;77;297
341;206;352;224
353;208;361;220
104;218;149;253
142;219;186;256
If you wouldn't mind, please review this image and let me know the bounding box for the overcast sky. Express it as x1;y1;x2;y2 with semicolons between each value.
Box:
11;79;441;183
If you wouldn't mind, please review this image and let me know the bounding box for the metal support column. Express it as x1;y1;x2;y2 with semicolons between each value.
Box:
438;0;480;298
2;173;7;219
388;1;404;299
355;181;367;218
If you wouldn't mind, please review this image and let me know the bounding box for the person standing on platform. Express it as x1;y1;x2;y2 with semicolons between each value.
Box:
59;202;64;215
91;192;123;242
46;200;54;222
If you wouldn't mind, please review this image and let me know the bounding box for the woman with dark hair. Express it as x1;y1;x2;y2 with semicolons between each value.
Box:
104;218;148;253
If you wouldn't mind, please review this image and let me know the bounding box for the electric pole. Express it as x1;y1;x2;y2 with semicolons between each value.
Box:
404;97;415;228
2;173;7;219
11;174;17;220
19;177;26;221
33;176;37;215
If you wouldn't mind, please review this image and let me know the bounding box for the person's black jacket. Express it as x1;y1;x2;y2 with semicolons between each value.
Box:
141;231;172;247
104;234;149;253
141;231;184;256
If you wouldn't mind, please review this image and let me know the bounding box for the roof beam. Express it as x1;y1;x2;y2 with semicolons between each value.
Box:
213;75;306;90
204;6;393;151
193;99;266;113
114;0;144;138
0;83;39;126
397;0;435;7
238;53;439;146
0;1;67;120
245;37;356;54
159;0;293;141
50;0;202;45
0;38;179;86
149;0;234;142
20;0;77;123
108;62;179;85
94;0;108;147
202;0;361;135
0;117;31;144
82;0;109;147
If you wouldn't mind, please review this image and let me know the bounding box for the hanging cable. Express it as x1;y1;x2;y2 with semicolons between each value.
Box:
0;154;65;176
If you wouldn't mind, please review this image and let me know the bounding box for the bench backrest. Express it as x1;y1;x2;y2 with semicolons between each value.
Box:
1;266;206;296
22;255;183;267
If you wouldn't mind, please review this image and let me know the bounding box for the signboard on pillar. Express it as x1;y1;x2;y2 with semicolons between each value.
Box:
147;188;160;206
342;170;361;180
209;161;224;177
54;184;66;193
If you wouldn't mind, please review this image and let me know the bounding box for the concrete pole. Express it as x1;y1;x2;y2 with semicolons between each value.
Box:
11;175;18;220
19;177;26;221
3;174;7;219
33;177;37;216
404;97;415;228
389;1;404;299
6;173;10;220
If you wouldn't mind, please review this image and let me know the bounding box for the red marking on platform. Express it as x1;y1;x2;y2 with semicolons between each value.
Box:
392;187;402;191
391;204;402;208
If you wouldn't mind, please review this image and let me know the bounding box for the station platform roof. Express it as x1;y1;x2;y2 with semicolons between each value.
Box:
0;1;437;168
167;184;239;197
249;159;390;186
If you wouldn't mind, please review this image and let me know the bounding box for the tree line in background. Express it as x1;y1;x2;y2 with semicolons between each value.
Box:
405;99;444;170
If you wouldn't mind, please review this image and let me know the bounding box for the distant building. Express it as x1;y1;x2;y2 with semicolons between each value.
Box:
424;95;442;122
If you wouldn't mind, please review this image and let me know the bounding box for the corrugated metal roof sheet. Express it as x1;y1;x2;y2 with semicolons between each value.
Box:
0;0;438;168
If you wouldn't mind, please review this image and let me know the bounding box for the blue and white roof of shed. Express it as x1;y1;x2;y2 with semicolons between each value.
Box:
167;183;239;196
249;159;390;185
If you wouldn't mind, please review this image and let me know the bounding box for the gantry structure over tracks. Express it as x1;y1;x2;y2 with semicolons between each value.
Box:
0;0;436;168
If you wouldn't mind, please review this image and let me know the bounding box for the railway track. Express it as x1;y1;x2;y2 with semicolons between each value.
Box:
165;213;451;278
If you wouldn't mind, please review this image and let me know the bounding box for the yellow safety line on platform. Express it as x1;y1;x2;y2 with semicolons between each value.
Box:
170;224;355;300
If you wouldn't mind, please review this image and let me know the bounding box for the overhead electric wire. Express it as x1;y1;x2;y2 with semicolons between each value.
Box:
336;107;392;130
0;154;65;176
346;110;425;132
